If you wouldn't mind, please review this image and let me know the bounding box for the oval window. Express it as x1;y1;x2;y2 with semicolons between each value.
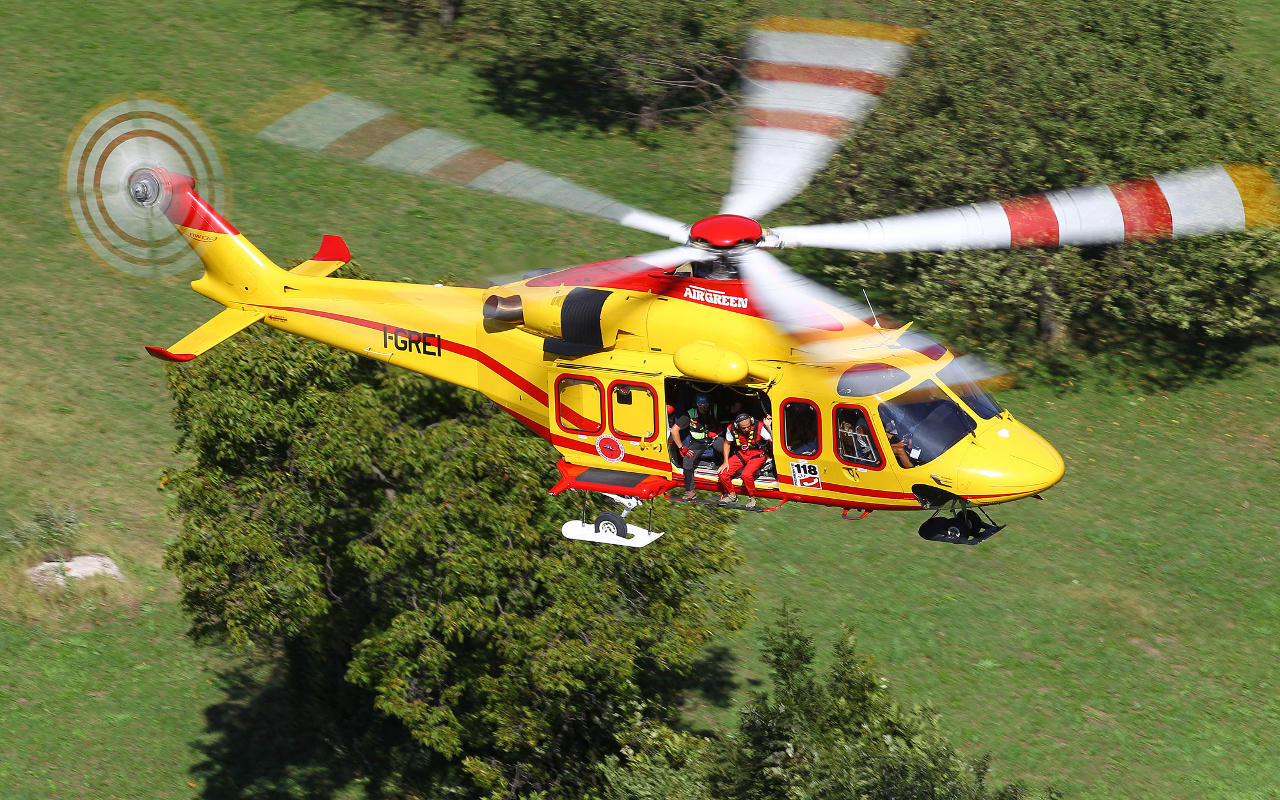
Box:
837;362;910;397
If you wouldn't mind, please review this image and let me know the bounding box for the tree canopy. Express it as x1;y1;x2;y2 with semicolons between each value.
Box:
466;0;761;129
162;278;749;797
794;0;1280;385
600;605;1053;800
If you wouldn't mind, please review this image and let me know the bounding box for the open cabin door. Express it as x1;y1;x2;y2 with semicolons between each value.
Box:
550;368;671;475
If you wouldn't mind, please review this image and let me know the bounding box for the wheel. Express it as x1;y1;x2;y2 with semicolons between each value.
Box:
594;511;632;539
956;509;983;534
918;516;963;541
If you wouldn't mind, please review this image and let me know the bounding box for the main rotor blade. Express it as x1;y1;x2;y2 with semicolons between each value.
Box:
735;249;1010;384
720;18;926;220
496;246;715;289
736;248;878;339
233;82;688;239
773;163;1280;251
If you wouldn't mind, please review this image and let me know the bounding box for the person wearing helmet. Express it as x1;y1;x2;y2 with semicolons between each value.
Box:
718;411;773;508
669;393;729;500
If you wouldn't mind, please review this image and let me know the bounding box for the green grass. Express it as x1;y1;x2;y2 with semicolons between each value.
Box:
1;0;1278;796
0;602;227;799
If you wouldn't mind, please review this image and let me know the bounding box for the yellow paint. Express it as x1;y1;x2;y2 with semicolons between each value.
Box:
1225;163;1280;228
165;308;263;358
289;257;348;278
756;16;927;45
674;342;749;383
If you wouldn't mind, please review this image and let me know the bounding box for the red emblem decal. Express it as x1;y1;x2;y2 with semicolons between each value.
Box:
595;434;625;463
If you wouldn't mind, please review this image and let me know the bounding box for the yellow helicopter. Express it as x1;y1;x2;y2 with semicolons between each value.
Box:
110;17;1279;547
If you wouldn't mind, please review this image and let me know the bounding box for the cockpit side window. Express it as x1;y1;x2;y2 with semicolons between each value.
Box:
937;360;1003;420
877;380;975;468
834;406;882;468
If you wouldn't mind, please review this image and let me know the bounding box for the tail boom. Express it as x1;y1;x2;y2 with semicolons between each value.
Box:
137;168;552;435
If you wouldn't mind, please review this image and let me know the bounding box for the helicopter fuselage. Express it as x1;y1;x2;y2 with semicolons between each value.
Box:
204;255;1062;513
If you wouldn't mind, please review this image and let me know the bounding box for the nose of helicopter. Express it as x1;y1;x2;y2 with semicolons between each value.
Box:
954;419;1065;501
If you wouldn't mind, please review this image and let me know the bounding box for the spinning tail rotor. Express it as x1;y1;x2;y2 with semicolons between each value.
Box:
62;95;228;279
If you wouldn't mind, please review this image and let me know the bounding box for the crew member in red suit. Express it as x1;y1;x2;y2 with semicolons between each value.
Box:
718;412;773;508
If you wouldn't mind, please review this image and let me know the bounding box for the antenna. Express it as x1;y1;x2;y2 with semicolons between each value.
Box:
862;289;881;328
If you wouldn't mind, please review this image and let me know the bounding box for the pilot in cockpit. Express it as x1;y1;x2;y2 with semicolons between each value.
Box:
882;416;917;469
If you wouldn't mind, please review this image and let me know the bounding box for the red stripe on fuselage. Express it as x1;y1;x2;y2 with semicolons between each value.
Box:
500;405;551;441
253;304;549;405
551;433;674;472
164;174;240;235
1110;177;1174;241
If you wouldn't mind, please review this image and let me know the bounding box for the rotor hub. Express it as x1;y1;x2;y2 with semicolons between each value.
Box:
128;168;165;208
689;214;763;249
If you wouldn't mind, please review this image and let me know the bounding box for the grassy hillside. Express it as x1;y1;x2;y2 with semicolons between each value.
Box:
1;0;1278;797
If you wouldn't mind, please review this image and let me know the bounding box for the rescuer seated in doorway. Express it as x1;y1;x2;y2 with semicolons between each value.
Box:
718;412;773;508
670;394;729;500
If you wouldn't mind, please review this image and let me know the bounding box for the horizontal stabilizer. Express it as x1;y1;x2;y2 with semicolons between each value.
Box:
145;308;265;362
289;235;352;278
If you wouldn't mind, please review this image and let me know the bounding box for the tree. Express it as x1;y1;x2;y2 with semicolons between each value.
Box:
794;0;1280;385
162;271;750;798
600;605;1054;800
465;0;760;130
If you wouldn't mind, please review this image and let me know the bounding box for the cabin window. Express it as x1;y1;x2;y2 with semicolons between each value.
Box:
557;375;604;434
781;400;821;458
610;382;658;441
834;406;882;468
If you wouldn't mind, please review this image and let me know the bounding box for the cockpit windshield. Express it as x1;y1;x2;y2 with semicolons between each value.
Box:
937;359;1002;420
878;380;975;468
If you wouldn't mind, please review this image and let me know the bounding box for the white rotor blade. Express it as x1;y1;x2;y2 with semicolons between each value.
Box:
502;246;715;289
773;163;1280;251
735;249;1010;384
236;83;688;239
720;17;926;219
629;246;719;270
736;248;881;339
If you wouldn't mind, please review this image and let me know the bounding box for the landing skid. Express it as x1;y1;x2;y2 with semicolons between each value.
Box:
560;493;665;548
561;520;664;547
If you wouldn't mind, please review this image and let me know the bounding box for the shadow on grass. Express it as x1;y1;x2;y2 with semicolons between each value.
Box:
673;645;763;736
192;659;362;799
688;645;743;709
191;650;447;799
191;646;758;796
